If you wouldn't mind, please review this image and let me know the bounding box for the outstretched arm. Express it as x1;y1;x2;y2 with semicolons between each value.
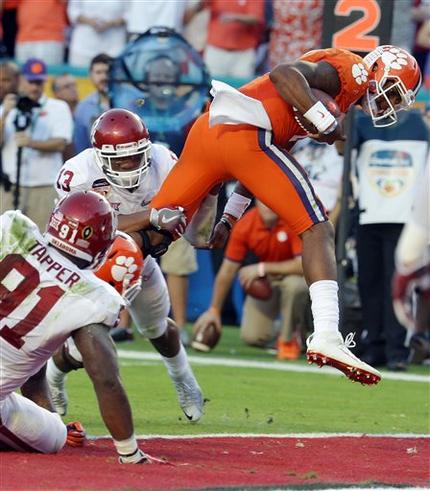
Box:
73;323;134;441
193;259;240;334
73;323;148;462
118;207;186;237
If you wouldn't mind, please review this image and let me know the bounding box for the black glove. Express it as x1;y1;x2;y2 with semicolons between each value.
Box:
138;228;172;259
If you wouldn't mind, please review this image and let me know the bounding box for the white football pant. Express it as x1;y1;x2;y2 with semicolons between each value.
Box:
0;392;67;453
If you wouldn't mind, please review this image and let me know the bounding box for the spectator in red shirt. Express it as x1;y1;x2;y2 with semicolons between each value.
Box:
15;0;67;65
194;200;309;360
202;0;265;78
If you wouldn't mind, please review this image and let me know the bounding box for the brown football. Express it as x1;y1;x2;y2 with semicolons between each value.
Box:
191;322;221;352
294;88;342;135
245;277;273;301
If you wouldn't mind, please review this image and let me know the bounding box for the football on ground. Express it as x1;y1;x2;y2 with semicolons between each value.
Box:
294;88;341;135
244;277;273;300
191;322;221;352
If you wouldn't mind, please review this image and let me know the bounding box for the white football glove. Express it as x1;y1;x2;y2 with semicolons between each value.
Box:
150;207;187;235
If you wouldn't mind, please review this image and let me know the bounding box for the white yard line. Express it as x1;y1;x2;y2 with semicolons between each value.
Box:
134;432;430;439
91;432;429;439
118;349;430;383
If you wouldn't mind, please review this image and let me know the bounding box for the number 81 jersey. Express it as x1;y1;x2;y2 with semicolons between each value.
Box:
0;210;123;398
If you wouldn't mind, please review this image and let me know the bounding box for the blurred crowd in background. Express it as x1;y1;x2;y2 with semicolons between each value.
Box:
1;0;429;80
0;0;429;372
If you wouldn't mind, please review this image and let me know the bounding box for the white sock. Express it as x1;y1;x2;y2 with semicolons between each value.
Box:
47;358;66;383
113;434;138;456
162;344;190;379
309;280;339;335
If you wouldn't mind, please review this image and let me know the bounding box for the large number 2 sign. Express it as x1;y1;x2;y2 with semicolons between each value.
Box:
0;255;64;349
332;0;381;52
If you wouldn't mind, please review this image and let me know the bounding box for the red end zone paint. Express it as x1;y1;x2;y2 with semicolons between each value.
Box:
2;436;429;490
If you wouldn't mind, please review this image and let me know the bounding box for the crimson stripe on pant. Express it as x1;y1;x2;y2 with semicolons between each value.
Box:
0;420;39;452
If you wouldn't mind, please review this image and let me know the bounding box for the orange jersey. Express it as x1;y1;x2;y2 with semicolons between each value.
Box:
206;0;265;51
301;48;370;111
17;0;67;43
239;48;370;147
151;48;371;236
225;207;302;263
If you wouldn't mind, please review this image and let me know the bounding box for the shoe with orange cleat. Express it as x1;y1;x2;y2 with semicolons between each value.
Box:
306;332;381;385
277;337;301;361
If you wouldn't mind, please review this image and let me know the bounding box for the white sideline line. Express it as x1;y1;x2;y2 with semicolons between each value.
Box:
91;432;430;439
117;350;430;383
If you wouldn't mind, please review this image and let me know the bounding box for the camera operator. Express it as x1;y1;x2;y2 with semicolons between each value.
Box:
0;61;20;191
0;58;73;230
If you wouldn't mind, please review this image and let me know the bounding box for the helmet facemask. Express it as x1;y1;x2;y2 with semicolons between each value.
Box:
362;45;422;128
95;139;152;189
363;76;417;127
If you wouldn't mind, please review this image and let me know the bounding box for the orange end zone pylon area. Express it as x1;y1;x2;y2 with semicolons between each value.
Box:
2;435;429;490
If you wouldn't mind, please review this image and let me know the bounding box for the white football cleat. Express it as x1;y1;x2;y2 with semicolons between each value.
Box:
46;359;68;416
172;370;204;422
306;331;382;385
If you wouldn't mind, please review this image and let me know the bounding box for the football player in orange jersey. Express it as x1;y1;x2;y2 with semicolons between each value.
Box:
147;46;422;386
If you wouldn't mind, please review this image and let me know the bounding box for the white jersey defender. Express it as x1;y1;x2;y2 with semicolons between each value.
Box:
0;210;122;452
53;108;204;423
56;144;175;340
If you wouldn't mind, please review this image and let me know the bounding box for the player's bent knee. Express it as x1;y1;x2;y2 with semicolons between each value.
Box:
45;412;68;453
138;318;168;339
3;395;68;454
315;220;335;240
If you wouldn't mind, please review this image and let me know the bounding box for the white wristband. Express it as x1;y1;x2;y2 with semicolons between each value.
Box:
303;101;336;133
224;192;252;220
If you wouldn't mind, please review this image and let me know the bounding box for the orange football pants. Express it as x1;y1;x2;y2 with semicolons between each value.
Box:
151;112;327;236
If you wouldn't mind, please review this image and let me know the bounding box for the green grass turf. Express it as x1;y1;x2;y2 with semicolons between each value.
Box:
65;326;430;436
119;325;430;375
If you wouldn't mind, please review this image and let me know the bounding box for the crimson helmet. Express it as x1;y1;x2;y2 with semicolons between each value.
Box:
94;231;144;305
362;46;422;127
45;190;116;269
91;108;151;188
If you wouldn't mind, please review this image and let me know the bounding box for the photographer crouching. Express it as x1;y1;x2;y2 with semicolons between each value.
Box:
0;58;73;229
